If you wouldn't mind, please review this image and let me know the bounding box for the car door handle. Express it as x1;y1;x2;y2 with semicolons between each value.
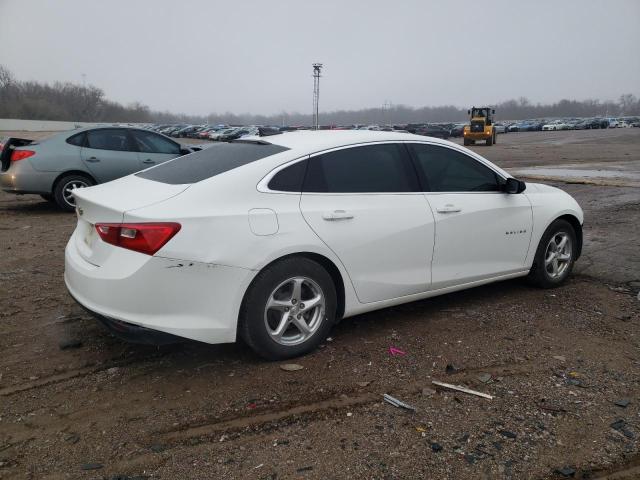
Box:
142;159;155;164
86;157;100;163
322;210;354;221
436;204;462;214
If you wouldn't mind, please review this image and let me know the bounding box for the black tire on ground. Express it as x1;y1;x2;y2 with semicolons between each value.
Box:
527;219;577;288
239;257;337;360
463;138;471;146
40;194;55;203
486;134;493;146
493;131;497;145
53;174;94;212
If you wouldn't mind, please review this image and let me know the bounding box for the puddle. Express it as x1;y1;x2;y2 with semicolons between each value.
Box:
514;168;640;180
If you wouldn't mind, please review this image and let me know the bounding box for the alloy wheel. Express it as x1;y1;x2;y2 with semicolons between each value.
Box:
62;179;89;207
544;232;572;279
264;276;326;346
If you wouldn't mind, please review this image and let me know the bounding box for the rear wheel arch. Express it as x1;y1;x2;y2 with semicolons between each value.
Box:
51;170;97;194
243;252;346;322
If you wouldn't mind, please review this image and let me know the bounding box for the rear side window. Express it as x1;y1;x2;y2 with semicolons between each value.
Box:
268;160;308;192
131;130;180;155
66;132;86;147
408;144;502;192
137;142;289;184
303;143;419;193
86;129;133;152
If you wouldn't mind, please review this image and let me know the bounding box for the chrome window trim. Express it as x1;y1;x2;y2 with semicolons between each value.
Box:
257;140;511;195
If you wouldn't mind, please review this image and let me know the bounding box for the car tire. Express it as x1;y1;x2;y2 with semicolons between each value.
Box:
53;174;94;212
527;219;577;288
486;134;493;146
463;138;471;146
239;257;337;360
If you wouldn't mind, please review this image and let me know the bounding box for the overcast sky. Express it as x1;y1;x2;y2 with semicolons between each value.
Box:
1;0;639;116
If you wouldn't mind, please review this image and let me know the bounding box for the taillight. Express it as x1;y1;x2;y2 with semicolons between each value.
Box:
94;223;181;255
11;150;36;162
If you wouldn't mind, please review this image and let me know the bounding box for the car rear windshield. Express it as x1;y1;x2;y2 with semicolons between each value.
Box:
136;141;289;184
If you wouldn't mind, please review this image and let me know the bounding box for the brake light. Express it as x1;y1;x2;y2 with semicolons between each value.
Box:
94;223;181;255
11;150;35;162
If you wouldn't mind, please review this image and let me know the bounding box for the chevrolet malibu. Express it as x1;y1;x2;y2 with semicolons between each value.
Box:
65;131;583;360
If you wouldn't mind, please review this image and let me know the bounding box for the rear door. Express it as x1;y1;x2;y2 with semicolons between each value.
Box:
80;128;140;182
407;143;533;290
129;129;182;169
299;143;435;304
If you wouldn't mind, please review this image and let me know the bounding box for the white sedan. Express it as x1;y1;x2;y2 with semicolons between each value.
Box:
65;131;583;359
542;121;569;131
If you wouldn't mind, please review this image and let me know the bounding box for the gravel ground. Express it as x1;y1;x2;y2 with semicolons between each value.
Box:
0;128;639;480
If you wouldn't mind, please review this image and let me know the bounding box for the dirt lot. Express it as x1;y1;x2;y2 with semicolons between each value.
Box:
1;128;639;480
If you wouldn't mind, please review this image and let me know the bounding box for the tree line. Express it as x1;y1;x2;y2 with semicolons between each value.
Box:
1;64;638;126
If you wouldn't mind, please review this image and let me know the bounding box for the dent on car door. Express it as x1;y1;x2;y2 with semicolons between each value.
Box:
298;143;435;304
130;130;182;168
408;143;533;290
80;129;140;182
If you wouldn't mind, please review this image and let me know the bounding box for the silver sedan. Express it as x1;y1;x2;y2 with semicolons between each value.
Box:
0;126;195;211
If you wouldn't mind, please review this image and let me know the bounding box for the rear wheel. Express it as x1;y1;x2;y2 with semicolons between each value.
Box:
527;219;576;288
463;138;471;146
53;174;94;212
239;257;337;360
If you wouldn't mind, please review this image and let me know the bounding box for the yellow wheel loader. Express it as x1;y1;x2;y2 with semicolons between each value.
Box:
463;107;496;146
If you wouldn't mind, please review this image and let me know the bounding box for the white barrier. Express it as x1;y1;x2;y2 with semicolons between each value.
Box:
0;119;127;132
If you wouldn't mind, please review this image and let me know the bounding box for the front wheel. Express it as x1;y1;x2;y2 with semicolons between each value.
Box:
527;219;577;288
239;257;337;360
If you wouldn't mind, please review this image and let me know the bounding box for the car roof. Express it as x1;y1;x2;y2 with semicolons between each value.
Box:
248;130;452;155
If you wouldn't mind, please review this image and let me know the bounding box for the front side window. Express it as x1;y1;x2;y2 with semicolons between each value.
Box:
303;143;418;193
408;144;502;192
86;129;132;152
131;130;180;155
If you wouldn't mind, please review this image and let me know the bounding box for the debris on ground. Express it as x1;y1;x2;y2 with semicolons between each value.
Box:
614;399;630;408
383;394;416;411
554;466;576;477
432;381;493;400
477;373;492;383
388;346;406;356
553;355;567;362
58;338;83;350
431;442;443;452
279;364;304;372
445;363;461;374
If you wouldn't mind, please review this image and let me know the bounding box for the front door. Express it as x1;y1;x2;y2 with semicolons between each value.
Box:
299;143;435;304
407;143;533;290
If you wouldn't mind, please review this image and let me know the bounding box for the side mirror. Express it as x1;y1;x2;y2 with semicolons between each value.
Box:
504;177;526;194
492;109;496;114
467;110;471;115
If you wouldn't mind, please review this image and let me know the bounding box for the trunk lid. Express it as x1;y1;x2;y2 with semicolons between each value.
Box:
72;175;190;266
1;137;35;171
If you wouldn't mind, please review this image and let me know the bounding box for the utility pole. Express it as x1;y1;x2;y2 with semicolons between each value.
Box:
312;63;323;130
382;100;393;125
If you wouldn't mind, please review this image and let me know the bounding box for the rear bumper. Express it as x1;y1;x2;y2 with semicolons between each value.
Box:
64;228;255;345
71;293;184;345
0;160;56;195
